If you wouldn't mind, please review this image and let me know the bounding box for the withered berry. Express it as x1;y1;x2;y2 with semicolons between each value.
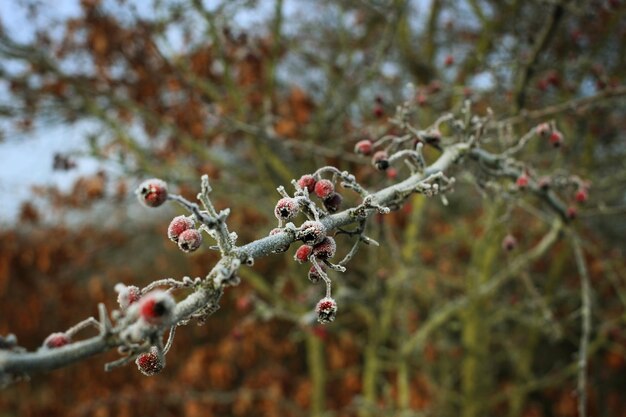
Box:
323;192;343;213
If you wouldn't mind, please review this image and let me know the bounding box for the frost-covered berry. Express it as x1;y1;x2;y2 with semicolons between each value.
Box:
275;197;300;221
372;151;389;170
294;244;313;263
269;228;290;253
135;346;164;376
312;237;337;260
566;206;578;220
314;179;335;199
549;131;564;148
575;188;588;203
116;284;141;310
536;123;551;138
323;192;343;213
297;174;317;193
502;234;517;252
136;179;168;208
43;332;71;349
167;215;195;242
299;221;326;246
138;291;176;325
308;264;325;284
315;297;337;324
354;140;373;156
516;173;529;189
177;228;203;253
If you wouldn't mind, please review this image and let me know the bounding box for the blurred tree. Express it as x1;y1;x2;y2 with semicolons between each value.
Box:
0;1;625;417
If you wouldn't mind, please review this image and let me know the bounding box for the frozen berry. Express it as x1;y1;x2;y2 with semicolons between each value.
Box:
269;228;290;253
536;123;551;138
116;284;141;310
315;297;337;324
138;291;176;325
308;264;326;284
177;228;203;253
314;179;335;199
167;215;195;242
502;234;517;252
354;140;373;156
43;332;71;349
299;221;326;246
297;175;317;193
575;188;588;203
516;173;529;189
275;197;300;221
294;245;313;263
372;151;389;171
135;346;164;376
323;192;343;213
549;131;564;148
136;179;168;208
312;237;337;260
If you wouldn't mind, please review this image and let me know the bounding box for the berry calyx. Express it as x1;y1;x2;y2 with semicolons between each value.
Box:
177;228;203;253
136;179;168;208
274;197;300;221
314;179;335;199
502;234;517;252
43;332;71;349
315;297;337;324
116;284;141;310
354;140;373;156
299;221;326;246
135;346;164;376
323;192;343;213
297;175;317;193
372;151;389;171
516;173;529;189
549;131;564;148
167;215;195;242
312;237;337;260
294;245;313;263
138;291;176;325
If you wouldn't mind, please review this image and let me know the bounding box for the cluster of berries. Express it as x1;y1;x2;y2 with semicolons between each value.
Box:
535;123;564;148
167;215;202;253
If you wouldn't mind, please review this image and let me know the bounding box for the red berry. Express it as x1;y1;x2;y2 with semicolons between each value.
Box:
177;228;203;253
135;346;164;376
136;179;168;208
315;297;337;324
274;197;300;221
323;192;343;213
116;284;141;310
372;151;389;171
308;264;326;284
566;206;578;220
312;237;337;260
314;179;335;199
502;234;517;252
373;105;384;118
43;332;71;349
516;173;529;189
575;188;588;203
354;140;373;156
167;215;195;242
138;291;176;324
444;54;454;67
549;131;564;148
294;245;313;263
297;175;317;193
417;92;428;106
299;221;326;246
